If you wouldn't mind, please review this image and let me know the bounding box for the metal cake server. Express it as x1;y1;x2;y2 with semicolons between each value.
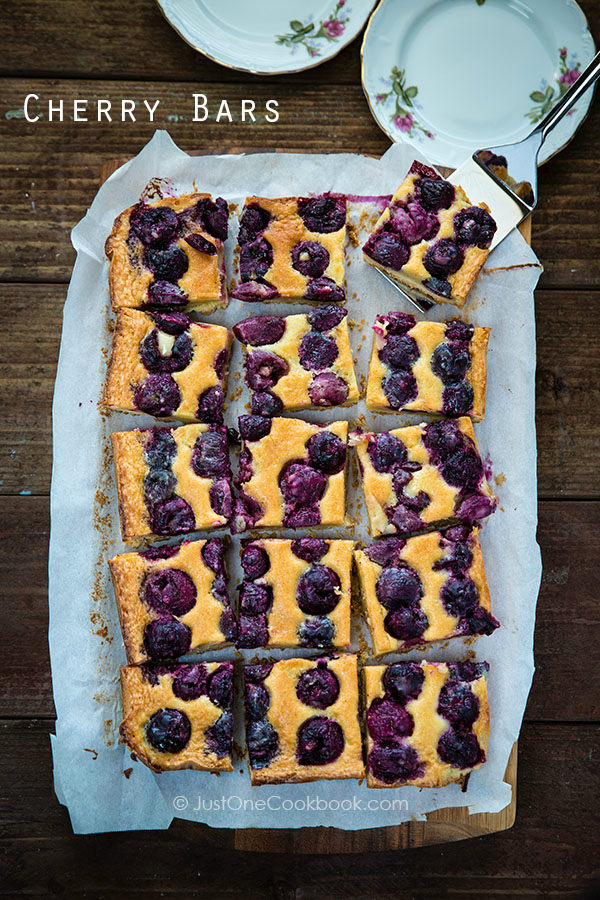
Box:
378;50;600;313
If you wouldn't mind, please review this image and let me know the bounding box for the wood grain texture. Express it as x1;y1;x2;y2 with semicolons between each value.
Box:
0;719;598;896
0;77;599;289
1;283;598;498
1;496;598;721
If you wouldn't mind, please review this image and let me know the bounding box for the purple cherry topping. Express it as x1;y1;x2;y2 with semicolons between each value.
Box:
296;664;340;709
382;371;418;409
201;537;224;573
241;542;270;579
239;414;272;442
307;305;346;332
441;576;479;617
299;331;338;371
233;316;286;346
134;375;181;417
297;565;340;615
237;613;269;648
292;241;330;277
383;662;424;704
143;569;196;616
145;708;191;753
416;177;455;212
438;729;484;769
140;330;193;374
298;617;334;648
305;276;345;304
296;716;344;765
450;661;489;682
143;246;188;282
149;311;190;334
191;429;230;479
454;206;497;248
379;333;419;370
144;428;177;468
172;663;208;701
209;478;233;520
375;565;423;610
231;281;279;302
382;311;416;335
146;281;188;308
384;606;428;642
367;432;407;473
367;698;413;741
247;718;279;768
238;203;271;244
443;382;474;416
431;344;471;385
387;200;439;244
206;711;233;758
368;742;423;784
364;538;406;567
149;497;195;535
291;538;328;563
143;616;191;658
245;663;274;683
251;391;284;417
297;195;346;233
185;233;216;255
423;239;464;278
280;463;326;506
363;231;410;270
307;431;346;474
194;196;229;241
245;682;270;720
129;203;178;246
197;386;224;425
245;350;289;391
309;372;349;407
437;681;479;727
240;238;273;280
239;582;272;615
208;664;233;710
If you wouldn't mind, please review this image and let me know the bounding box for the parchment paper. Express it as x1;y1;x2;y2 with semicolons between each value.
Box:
49;130;542;833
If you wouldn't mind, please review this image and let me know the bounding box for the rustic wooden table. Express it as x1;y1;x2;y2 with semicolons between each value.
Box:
1;2;599;896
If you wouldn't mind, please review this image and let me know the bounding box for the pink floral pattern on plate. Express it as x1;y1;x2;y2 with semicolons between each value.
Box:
526;47;582;124
276;1;350;58
375;66;434;141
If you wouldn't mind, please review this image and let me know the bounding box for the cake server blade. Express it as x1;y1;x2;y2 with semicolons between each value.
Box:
449;50;600;251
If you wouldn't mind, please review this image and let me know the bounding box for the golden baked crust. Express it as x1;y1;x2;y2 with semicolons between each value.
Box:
109;538;235;664
352;418;496;538
103;309;231;422
354;529;496;655
120;662;234;773
110;424;231;546
105;193;228;313
363;163;496;308
244;656;364;784
234;417;348;531
234;310;358;412
366;314;490;421
233;195;346;303
238;538;353;649
363;661;490;788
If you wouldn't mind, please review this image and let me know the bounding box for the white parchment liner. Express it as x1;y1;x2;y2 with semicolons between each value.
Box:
49;130;542;833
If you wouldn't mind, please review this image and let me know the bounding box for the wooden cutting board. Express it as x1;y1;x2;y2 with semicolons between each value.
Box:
100;154;527;853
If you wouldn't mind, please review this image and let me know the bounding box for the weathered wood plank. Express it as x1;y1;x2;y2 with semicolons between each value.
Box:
0;719;597;895
0;0;364;84
0;79;599;289
1;496;598;721
0;284;598;497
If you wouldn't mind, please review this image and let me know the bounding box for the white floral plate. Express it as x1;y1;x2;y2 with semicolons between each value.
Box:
361;0;595;166
156;0;375;74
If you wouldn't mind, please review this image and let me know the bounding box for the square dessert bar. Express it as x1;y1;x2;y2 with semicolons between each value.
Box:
109;538;236;664
120;662;234;773
103;309;231;423
243;655;364;784
366;312;490;420
352;418;496;538
237;538;353;650
354;529;498;654
110;424;233;546
233;307;358;415
106;193;228;313
231;195;346;304
233;416;348;532
363;660;490;788
363;161;497;307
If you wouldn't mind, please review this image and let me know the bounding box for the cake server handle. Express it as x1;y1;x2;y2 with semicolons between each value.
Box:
537;50;600;143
